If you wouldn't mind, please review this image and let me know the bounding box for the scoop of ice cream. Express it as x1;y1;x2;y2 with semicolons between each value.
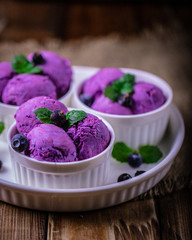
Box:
26;124;77;162
67;113;110;160
0;62;14;97
83;68;124;97
28;51;72;98
15;96;68;135
132;82;166;114
91;95;132;115
2;73;57;106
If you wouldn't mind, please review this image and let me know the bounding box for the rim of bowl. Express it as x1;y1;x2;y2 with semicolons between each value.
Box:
74;68;173;119
7;117;115;167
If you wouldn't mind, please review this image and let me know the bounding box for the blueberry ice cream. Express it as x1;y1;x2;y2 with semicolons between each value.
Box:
28;50;72;98
15;96;68;135
80;68;166;115
13;97;111;162
2;74;57;106
26;124;77;162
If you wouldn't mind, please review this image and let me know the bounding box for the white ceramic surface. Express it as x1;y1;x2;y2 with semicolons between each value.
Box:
0;103;185;212
72;67;173;149
7;117;115;189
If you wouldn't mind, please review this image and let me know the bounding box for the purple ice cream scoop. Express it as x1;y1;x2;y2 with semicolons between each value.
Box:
2;73;57;106
26;124;77;162
83;68;124;98
15;96;68;135
28;51;72;98
0;62;14;98
132;82;166;114
67;113;111;160
91;95;132;115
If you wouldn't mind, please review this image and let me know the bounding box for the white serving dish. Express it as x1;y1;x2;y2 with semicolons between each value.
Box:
72;67;173;149
0;102;185;212
7;117;115;189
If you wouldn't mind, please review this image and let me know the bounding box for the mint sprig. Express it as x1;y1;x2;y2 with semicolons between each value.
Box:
34;108;53;124
112;142;163;164
0;122;5;134
104;74;135;102
34;108;87;129
11;55;42;74
66;110;87;128
112;142;134;163
138;145;163;163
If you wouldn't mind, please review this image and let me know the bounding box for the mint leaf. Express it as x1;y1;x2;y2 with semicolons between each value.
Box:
112;142;134;163
104;86;119;101
11;55;42;74
114;74;135;94
34;108;53;124
0;122;5;134
66;110;87;128
138;145;163;163
104;73;135;102
27;66;42;74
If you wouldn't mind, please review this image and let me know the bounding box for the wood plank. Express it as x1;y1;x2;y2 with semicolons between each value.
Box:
157;189;192;240
1;2;191;41
0;202;48;240
47;198;160;240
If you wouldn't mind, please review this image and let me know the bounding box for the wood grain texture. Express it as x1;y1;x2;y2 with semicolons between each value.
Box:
0;202;48;240
157;189;192;240
47;199;160;240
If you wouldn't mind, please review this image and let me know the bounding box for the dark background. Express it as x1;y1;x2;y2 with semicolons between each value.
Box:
0;1;192;42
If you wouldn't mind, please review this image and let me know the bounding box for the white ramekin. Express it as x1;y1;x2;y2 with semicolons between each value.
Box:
7;118;115;189
72;68;173;149
0;83;73;142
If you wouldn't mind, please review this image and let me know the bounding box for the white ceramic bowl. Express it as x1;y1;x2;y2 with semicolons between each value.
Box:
7;118;115;189
0;84;73;142
72;68;173;149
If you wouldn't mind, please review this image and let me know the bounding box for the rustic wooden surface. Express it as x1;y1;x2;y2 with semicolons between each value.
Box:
0;3;192;238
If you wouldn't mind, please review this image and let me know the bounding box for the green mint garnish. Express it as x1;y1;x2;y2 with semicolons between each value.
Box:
104;86;119;102
112;142;134;163
34;108;87;129
66;110;87;128
11;55;42;74
138;145;163;163
112;142;163;164
0;122;5;134
34;108;53;124
104;74;135;102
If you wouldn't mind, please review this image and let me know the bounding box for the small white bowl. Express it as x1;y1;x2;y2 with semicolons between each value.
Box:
72;68;173;149
0;84;73;142
7;118;115;189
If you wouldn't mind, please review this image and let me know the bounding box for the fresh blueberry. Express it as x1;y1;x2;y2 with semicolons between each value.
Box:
11;134;29;152
127;153;143;168
135;170;146;176
117;173;132;182
50;110;66;127
79;94;94;107
32;52;45;65
118;94;134;108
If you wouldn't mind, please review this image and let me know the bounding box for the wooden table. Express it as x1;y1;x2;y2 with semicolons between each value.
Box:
0;28;192;239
